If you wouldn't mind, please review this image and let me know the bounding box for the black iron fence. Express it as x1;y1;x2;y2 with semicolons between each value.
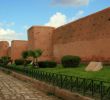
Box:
1;66;110;100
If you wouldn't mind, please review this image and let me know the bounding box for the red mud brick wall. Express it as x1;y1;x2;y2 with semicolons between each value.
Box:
10;40;28;60
8;47;11;58
0;41;9;57
28;26;55;61
53;7;110;62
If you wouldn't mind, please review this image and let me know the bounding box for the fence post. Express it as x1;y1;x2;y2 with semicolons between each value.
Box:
83;78;86;95
100;81;103;100
60;74;63;88
91;80;94;97
70;76;72;92
76;77;79;91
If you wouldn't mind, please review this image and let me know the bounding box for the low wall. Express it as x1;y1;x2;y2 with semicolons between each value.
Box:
0;68;93;100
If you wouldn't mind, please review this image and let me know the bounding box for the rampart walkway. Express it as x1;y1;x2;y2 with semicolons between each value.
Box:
0;71;60;100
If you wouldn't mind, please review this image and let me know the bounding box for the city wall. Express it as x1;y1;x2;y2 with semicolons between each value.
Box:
0;7;110;62
0;41;9;57
53;7;110;62
9;40;28;60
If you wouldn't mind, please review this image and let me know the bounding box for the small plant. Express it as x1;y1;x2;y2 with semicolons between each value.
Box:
61;55;81;68
0;56;11;66
29;49;43;67
21;49;43;68
22;51;29;67
38;61;57;68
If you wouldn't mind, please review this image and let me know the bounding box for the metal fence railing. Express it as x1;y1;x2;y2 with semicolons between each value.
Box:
1;66;110;100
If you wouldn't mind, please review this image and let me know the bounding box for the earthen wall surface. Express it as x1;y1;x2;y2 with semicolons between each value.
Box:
0;8;110;62
53;7;110;62
0;41;9;57
8;47;11;58
28;26;55;61
10;40;28;60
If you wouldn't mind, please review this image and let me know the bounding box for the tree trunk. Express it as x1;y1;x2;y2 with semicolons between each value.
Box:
35;58;39;68
24;60;27;67
32;58;35;68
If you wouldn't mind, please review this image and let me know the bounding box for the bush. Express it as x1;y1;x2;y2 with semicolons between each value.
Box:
38;61;57;68
15;59;24;65
61;55;81;68
0;56;11;66
0;58;3;64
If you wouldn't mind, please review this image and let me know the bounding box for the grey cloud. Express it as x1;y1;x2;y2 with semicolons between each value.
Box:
52;0;90;7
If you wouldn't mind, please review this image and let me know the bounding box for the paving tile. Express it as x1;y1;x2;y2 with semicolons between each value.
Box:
0;71;60;100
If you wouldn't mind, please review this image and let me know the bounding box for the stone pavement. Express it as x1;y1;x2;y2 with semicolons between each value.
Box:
0;71;61;100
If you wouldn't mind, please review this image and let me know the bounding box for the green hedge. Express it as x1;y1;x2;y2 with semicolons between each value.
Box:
0;56;11;66
61;55;81;68
15;59;24;65
38;61;57;68
0;58;3;64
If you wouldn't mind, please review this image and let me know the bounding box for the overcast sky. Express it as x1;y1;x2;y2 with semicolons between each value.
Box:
0;0;110;43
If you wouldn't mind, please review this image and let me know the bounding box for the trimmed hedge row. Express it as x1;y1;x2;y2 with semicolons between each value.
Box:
14;55;81;68
15;59;24;65
38;61;57;68
15;59;32;65
14;59;57;68
61;55;81;68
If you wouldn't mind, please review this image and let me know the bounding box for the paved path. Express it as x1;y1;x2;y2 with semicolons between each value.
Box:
0;71;61;100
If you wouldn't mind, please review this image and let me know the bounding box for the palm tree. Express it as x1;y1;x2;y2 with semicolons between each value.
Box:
28;50;34;65
31;49;42;68
22;51;29;67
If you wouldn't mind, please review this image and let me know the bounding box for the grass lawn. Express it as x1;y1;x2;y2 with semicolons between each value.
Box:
37;64;110;82
11;64;110;82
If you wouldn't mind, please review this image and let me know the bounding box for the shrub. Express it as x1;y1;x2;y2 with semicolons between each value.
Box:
0;58;3;64
38;61;57;68
61;55;81;68
15;59;24;65
0;56;11;66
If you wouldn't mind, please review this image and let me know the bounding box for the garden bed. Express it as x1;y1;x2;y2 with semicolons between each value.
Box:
11;64;110;82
